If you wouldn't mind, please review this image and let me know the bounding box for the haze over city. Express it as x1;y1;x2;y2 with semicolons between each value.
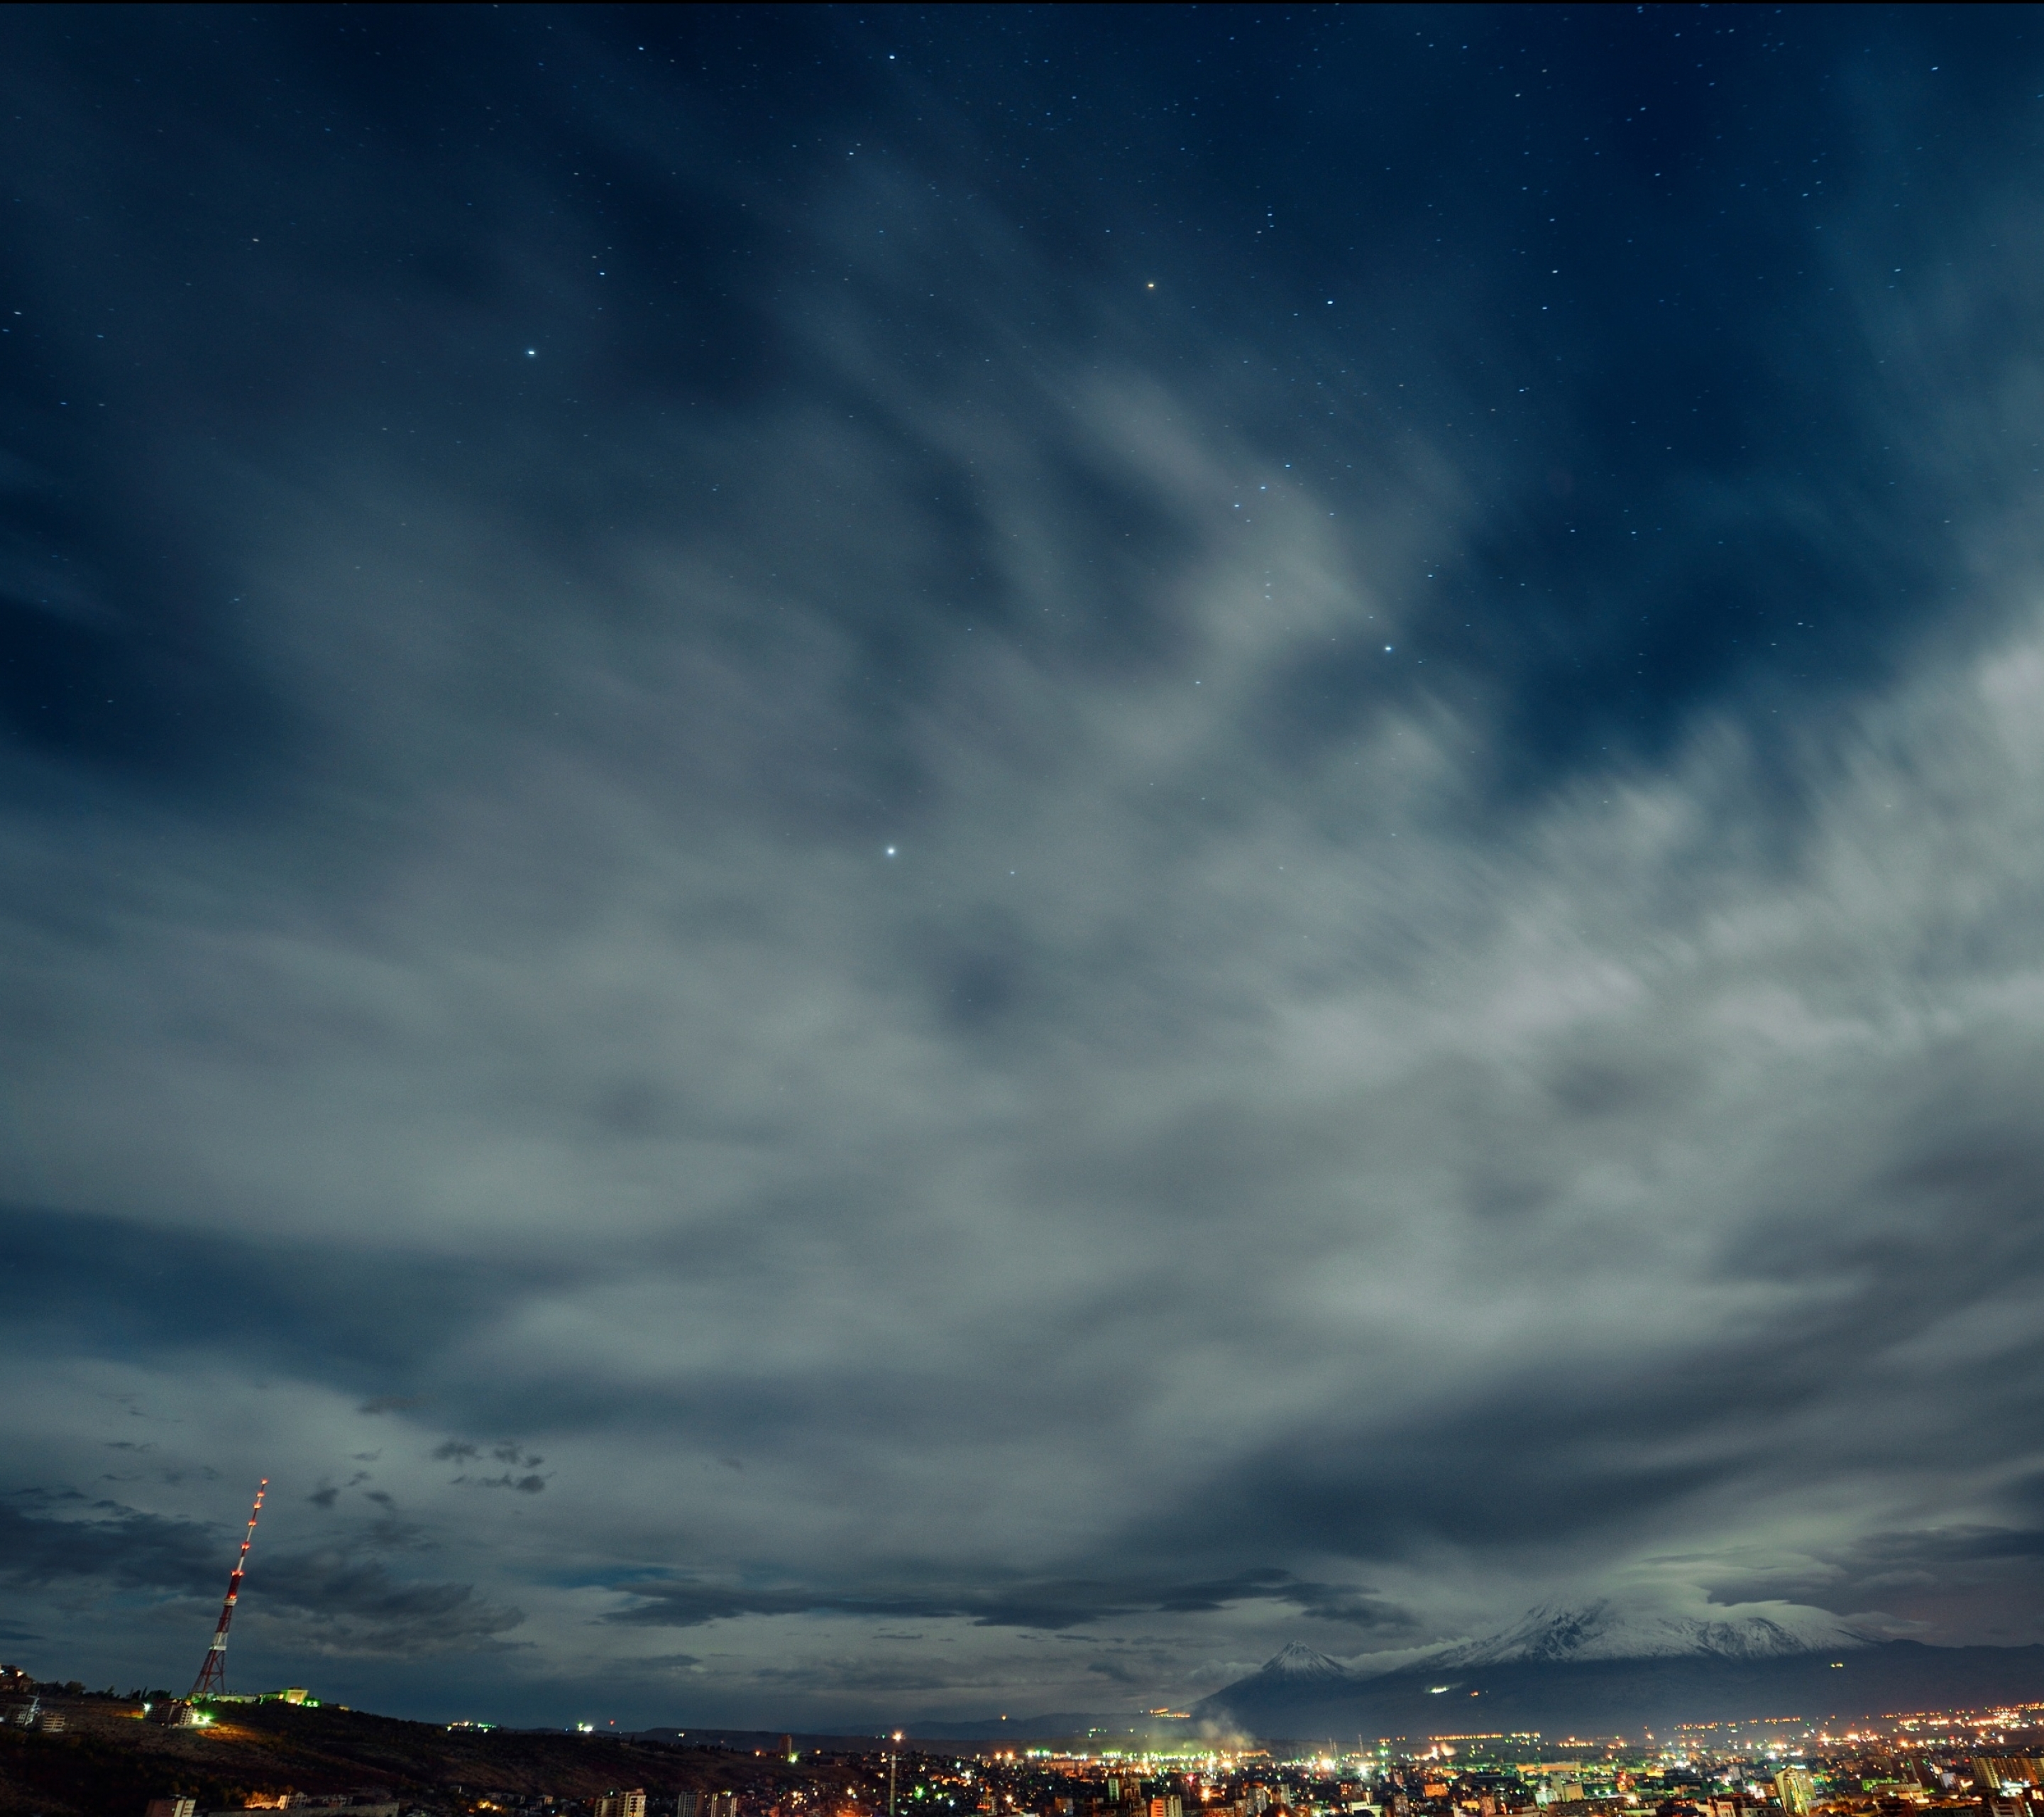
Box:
5;4;2044;1734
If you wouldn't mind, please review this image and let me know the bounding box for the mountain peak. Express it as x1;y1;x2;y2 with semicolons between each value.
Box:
1259;1641;1351;1680
1438;1600;1870;1666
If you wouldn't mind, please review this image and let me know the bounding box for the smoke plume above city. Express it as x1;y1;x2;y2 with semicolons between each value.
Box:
4;6;2044;1730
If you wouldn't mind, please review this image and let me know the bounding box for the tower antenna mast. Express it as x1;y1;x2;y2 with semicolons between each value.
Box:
187;1478;267;1702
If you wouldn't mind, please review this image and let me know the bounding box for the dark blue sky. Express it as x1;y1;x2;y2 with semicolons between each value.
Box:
6;5;2044;1728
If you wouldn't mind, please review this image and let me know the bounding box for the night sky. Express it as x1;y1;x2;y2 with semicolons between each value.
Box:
6;4;2044;1731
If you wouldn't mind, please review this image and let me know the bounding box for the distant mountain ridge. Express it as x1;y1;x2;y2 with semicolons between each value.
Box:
1190;1604;2044;1740
1431;1600;1869;1667
824;1608;2044;1751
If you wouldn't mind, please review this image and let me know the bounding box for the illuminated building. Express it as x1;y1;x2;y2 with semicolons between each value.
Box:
1772;1769;1815;1816
1978;1760;2044;1791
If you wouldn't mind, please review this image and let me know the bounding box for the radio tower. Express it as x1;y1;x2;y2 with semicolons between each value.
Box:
187;1478;267;1702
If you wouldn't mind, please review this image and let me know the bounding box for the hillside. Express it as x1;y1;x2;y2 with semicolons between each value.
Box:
0;1694;880;1817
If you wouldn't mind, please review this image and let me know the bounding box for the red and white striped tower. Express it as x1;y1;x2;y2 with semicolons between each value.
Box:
187;1478;267;1701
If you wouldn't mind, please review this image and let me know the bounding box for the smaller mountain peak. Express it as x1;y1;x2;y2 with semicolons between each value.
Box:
1261;1642;1350;1679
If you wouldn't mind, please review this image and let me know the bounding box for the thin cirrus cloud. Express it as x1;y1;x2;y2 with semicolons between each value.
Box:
603;1572;1414;1635
0;6;2042;1728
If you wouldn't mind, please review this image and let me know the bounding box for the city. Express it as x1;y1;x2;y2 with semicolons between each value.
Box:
4;1660;2043;1817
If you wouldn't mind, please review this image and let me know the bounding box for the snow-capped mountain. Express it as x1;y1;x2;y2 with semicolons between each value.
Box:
1250;1641;1353;1681
1434;1599;1871;1667
1211;1601;1869;1706
1191;1602;2035;1741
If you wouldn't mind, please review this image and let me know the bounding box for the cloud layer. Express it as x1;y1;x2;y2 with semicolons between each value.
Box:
2;6;2043;1727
